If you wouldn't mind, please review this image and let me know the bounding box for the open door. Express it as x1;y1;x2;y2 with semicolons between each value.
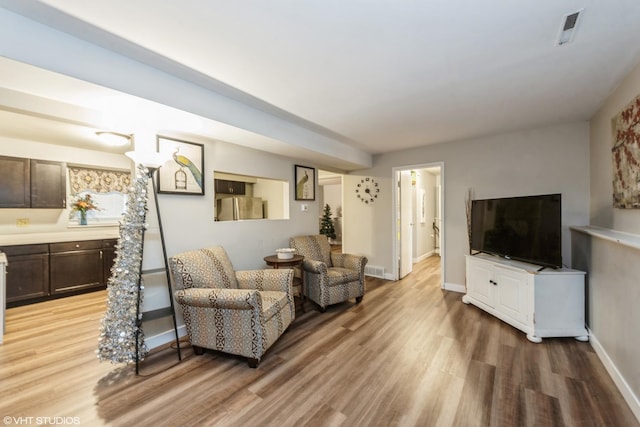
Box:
399;170;413;278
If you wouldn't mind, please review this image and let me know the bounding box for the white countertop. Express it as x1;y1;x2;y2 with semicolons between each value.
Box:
0;229;119;246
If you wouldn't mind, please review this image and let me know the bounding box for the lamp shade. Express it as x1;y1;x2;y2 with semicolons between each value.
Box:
125;149;173;169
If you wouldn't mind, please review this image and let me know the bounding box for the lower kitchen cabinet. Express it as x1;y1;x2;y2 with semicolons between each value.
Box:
2;244;49;305
1;239;117;307
50;240;104;295
102;239;117;284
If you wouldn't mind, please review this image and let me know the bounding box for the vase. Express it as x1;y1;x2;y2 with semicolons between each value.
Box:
80;211;87;226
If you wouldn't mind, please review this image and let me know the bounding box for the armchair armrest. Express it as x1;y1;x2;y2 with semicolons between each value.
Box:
174;288;259;310
302;259;328;275
236;269;294;294
331;253;367;272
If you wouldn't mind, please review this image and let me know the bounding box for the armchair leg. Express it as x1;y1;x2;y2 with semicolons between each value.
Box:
248;358;259;368
356;296;364;304
193;345;205;355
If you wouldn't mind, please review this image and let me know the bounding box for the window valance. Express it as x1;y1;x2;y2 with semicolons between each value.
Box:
69;167;131;194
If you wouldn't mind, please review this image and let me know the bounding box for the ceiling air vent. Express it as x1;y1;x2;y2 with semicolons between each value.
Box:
557;9;583;46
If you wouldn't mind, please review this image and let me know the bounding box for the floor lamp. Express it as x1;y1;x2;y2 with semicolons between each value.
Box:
125;150;182;374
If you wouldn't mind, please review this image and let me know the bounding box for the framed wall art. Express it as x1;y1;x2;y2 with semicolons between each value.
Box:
157;136;205;195
611;93;640;208
295;165;315;201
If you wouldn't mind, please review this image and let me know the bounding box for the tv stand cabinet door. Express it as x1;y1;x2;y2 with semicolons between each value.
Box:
465;256;495;308
493;266;530;327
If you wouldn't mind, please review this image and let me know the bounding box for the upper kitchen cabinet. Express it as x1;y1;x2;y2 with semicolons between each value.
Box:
0;155;30;208
214;178;246;195
30;159;67;208
0;156;66;208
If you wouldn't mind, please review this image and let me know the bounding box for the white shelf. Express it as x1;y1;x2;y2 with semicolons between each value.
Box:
570;225;640;251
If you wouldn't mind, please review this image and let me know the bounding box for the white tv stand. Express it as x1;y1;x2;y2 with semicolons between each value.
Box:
463;253;588;343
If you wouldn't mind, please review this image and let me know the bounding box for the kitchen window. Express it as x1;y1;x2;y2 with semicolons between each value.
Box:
68;166;131;225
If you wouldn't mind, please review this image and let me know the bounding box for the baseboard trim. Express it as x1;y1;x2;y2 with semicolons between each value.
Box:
146;325;187;351
413;251;433;264
589;328;640;423
444;282;465;293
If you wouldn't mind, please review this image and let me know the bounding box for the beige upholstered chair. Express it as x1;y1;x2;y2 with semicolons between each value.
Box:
169;246;294;368
289;235;367;312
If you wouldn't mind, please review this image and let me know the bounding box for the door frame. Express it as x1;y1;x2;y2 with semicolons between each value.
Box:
391;162;445;287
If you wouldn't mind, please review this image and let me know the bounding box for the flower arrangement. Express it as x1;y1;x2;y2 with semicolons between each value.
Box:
70;194;100;225
71;194;100;213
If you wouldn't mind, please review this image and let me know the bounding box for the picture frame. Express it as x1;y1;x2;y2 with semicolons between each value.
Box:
611;93;640;208
157;136;205;195
295;165;315;201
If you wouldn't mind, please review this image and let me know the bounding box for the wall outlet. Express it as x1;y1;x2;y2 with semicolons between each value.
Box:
16;218;30;227
301;204;308;212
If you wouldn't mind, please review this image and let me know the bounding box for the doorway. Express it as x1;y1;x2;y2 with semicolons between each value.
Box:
392;163;444;286
318;170;343;245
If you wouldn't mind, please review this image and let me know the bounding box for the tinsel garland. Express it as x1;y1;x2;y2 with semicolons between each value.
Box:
97;164;150;364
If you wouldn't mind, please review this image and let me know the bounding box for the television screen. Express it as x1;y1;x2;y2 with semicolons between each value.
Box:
470;194;562;268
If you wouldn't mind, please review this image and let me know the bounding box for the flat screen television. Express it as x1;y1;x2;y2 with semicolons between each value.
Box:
470;193;562;268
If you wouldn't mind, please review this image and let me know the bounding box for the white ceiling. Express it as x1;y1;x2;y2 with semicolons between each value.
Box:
1;0;640;169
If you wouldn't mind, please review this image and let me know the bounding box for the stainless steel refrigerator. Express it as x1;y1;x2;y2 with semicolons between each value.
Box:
216;197;264;220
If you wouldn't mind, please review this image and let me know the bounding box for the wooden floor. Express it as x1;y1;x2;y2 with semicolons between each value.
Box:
0;256;637;427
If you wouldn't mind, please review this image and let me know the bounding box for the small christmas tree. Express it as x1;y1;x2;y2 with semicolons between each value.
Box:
319;204;336;241
97;164;149;365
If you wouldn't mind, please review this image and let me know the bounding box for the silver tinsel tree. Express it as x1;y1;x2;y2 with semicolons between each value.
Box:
97;164;150;364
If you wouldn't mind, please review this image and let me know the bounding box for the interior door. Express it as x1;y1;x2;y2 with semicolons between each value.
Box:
399;170;413;278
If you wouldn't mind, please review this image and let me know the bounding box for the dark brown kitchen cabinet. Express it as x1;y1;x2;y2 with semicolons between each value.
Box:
50;240;104;295
0;155;30;208
2;239;116;307
214;179;245;195
0;156;66;208
102;239;118;284
30;159;67;208
0;244;50;305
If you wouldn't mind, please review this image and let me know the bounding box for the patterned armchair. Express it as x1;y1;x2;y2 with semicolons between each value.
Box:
289;235;367;312
169;246;294;368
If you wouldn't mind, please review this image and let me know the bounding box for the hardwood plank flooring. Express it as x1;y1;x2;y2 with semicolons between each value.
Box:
0;256;637;426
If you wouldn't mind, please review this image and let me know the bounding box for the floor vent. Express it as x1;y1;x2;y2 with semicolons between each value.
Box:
365;265;385;278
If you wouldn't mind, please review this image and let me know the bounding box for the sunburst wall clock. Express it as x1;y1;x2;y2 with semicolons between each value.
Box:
355;177;380;204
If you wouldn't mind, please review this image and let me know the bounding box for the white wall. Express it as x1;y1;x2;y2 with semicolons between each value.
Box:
577;59;640;418
253;177;289;220
321;183;342;218
413;169;437;261
590;60;640;233
343;122;590;287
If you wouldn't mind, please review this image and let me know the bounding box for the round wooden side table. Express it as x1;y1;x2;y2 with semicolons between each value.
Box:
264;254;305;312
